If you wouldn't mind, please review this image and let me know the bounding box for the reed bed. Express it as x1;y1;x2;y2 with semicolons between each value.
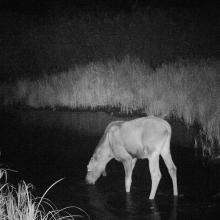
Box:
0;57;219;153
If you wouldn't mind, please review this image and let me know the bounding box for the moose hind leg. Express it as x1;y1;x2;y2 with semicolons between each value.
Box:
123;157;136;193
149;154;161;199
161;152;178;196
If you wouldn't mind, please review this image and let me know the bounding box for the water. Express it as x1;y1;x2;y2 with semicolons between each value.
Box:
1;108;220;220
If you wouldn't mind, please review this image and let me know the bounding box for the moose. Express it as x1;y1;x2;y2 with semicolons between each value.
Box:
86;116;178;199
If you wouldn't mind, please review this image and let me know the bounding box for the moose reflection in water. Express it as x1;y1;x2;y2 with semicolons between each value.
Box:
86;116;178;199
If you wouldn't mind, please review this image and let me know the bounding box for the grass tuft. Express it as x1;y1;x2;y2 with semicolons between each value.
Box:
0;171;90;220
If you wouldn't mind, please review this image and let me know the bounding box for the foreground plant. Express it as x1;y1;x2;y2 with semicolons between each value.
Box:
0;172;90;220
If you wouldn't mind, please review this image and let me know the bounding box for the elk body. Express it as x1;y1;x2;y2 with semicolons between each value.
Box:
85;116;178;199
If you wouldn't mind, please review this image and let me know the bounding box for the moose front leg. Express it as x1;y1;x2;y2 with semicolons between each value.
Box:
123;158;137;193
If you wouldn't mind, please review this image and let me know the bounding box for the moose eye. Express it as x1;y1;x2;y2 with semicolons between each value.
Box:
95;153;101;160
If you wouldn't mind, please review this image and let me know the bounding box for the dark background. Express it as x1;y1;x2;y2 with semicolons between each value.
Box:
0;0;219;82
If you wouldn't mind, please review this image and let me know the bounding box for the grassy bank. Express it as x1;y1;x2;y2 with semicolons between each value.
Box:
0;57;219;153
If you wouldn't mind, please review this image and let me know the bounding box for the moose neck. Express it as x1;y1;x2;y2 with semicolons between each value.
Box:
96;143;113;170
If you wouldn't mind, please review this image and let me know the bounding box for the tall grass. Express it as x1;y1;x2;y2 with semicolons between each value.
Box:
0;170;90;220
0;57;219;153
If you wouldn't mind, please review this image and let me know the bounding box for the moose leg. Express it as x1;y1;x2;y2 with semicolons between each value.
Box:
161;151;178;196
123;157;136;192
132;158;137;171
149;154;161;199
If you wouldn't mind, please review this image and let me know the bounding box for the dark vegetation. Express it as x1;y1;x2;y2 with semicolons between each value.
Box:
0;6;219;81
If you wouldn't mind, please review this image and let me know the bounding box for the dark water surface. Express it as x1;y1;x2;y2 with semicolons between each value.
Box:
1;108;220;220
